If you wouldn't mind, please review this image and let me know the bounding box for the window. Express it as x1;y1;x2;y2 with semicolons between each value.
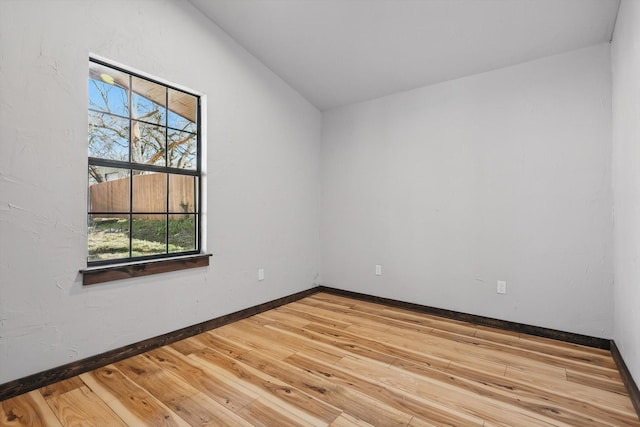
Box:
87;58;201;266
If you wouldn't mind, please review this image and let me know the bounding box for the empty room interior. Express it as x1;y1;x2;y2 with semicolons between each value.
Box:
1;0;640;425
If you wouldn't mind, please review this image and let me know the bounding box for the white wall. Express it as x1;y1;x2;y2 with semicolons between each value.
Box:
612;0;640;386
321;44;613;338
0;0;321;383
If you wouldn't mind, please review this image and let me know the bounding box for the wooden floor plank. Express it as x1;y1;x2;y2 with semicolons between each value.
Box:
245;316;347;363
328;413;376;426
254;309;313;328
341;352;571;426
342;322;507;375
146;346;259;413
39;378;84;401
277;304;356;330
191;346;341;425
80;366;190;426
0;391;63;427
169;336;208;356
566;368;628;394
114;354;200;407
236;349;413;426
428;326;619;374
505;365;637;416
1;292;638;426
167;391;254;426
235;397;318;427
474;326;615;368
211;321;298;360
306;294;478;337
287;352;486;426
44;386;126;427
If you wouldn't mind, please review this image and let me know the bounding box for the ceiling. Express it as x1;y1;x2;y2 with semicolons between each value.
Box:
189;0;620;111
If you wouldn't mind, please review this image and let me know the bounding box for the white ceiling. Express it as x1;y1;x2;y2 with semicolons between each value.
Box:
189;0;620;111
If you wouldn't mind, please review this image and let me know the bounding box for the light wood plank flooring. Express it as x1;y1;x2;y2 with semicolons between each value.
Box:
1;292;638;426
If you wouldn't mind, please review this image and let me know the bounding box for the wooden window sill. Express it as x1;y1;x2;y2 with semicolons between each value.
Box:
80;254;212;285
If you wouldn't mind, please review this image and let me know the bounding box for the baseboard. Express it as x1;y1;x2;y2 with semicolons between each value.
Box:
611;340;640;418
317;286;611;349
0;286;319;402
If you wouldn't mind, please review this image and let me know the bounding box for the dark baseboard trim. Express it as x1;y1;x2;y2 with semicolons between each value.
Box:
0;286;319;402
317;286;611;350
611;340;640;418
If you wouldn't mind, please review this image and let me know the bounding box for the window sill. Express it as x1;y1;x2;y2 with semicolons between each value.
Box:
80;254;212;285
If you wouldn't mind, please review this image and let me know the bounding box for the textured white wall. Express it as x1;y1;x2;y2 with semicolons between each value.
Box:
0;0;321;383
321;44;613;338
612;0;640;387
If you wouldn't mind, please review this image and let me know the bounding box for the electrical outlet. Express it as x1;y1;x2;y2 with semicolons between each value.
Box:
497;280;506;294
375;264;382;276
258;268;265;281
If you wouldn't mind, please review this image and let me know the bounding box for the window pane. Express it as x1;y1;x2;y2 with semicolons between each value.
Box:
169;174;197;213
88;63;130;117
168;111;197;134
167;129;197;169
132;214;167;256
132;171;167;212
132;120;166;166
88;167;130;213
169;214;196;253
88;112;129;161
88;214;130;261
168;88;197;133
132;76;166;125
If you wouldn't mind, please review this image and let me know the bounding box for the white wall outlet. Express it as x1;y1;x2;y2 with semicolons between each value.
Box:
258;268;265;281
375;264;382;276
497;280;506;294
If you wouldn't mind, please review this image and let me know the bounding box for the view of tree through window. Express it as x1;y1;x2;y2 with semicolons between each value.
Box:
87;59;201;264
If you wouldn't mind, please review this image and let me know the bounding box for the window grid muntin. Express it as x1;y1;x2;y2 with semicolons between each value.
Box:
88;107;197;137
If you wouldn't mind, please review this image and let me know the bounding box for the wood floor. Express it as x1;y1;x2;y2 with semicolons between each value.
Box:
1;292;638;426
